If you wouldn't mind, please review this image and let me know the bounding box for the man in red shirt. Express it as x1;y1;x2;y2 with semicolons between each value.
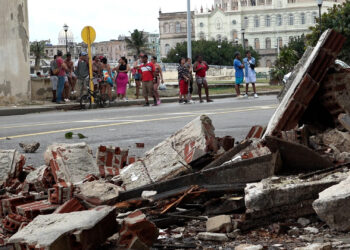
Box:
56;51;68;104
193;55;212;103
139;55;155;106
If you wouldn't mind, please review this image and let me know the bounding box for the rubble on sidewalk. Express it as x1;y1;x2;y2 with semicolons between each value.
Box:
19;142;40;153
119;115;218;190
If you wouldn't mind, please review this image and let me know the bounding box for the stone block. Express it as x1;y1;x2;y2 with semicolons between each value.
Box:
0;150;26;186
321;129;350;153
339;113;350;132
120;115;217;190
9;206;118;250
75;180;120;207
96;145;128;177
197;232;228;242
245;171;348;212
294;243;332;250
313;175;350;231
118;210;159;248
235;244;263;250
44;142;99;184
206;215;232;233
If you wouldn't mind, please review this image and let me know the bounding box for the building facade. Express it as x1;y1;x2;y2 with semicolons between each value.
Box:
92;37;129;63
195;0;343;67
159;10;195;58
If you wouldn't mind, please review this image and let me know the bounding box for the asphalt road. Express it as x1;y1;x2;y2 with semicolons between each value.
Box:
0;96;278;167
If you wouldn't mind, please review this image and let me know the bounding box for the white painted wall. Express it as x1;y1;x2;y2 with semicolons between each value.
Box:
0;0;30;105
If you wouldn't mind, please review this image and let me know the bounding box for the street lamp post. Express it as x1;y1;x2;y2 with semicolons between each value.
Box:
241;28;245;52
317;0;323;34
187;0;192;59
63;24;69;54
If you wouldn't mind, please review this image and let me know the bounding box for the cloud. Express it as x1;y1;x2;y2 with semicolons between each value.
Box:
28;0;213;43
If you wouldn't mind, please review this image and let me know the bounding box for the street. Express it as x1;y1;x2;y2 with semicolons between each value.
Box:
0;96;278;167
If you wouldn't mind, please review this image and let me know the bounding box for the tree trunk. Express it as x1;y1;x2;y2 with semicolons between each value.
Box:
34;56;40;71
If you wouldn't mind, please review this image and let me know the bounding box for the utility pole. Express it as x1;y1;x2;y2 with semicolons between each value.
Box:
187;0;192;59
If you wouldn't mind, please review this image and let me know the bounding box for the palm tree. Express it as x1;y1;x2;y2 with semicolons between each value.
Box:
30;40;46;71
125;29;149;56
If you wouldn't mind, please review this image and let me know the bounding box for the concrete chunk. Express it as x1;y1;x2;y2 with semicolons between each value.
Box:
44;142;99;184
294;243;332;250
75;180;121;206
206;215;232;233
313;175;350;231
9;206;118;250
245;172;348;212
0;150;25;186
197;232;228;242
120;115;217;190
235;244;263;250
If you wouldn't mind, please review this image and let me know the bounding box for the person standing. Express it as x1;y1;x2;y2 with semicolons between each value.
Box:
49;55;58;102
178;57;190;104
234;52;245;98
65;53;77;96
185;58;195;104
151;56;164;105
92;56;102;90
243;51;259;98
114;57;130;102
75;52;89;97
132;54;143;99
56;50;68;104
100;57;113;101
193;55;212;103
139;55;155;106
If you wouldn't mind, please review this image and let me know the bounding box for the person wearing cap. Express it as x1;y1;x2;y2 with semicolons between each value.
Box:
233;52;244;98
75;52;89;97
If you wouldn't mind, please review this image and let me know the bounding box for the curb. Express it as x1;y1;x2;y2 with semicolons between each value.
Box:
0;90;280;116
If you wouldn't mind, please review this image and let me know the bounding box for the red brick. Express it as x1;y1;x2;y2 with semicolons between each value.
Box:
2;195;35;216
48;182;73;205
16;200;59;219
54;198;85;214
2;214;30;233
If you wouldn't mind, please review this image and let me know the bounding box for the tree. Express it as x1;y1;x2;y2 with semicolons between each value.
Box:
30;40;46;71
125;29;149;56
270;35;306;82
306;1;350;63
163;40;260;66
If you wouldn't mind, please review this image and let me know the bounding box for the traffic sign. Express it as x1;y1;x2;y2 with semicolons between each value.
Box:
81;26;96;103
81;26;96;45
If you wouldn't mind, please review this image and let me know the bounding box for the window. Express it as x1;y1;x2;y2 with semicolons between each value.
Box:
312;12;317;24
244;17;249;28
217;34;222;42
200;22;204;27
175;22;181;33
266;38;271;49
254;38;260;49
266;0;272;4
232;20;237;25
300;13;305;25
244;39;249;48
216;19;222;30
266;60;272;68
164;23;169;33
199;32;205;40
223;36;228;41
288;0;296;3
278;37;283;47
276;14;282;26
232;30;238;40
241;0;247;6
258;0;265;5
250;0;256;6
289;14;294;25
266;15;271;27
254;16;259;27
289;36;294;43
165;44;170;55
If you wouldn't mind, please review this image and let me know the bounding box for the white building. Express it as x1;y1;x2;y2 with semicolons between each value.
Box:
58;24;74;45
195;0;343;67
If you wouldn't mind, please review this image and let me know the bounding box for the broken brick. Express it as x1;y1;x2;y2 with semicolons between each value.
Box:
48;182;73;205
16;200;59;219
1;195;35;217
54;198;85;214
0;150;26;187
96;145;128;178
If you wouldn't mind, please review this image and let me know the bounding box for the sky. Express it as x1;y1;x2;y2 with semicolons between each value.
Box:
28;0;214;43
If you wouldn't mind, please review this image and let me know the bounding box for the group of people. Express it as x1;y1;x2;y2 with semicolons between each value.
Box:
234;51;259;98
49;50;258;106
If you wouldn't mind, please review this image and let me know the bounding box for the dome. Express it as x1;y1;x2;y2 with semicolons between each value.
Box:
58;25;74;45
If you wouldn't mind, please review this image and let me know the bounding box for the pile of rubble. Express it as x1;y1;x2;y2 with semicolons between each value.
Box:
1;29;350;249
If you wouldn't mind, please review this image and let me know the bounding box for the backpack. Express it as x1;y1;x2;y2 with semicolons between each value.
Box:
52;60;59;75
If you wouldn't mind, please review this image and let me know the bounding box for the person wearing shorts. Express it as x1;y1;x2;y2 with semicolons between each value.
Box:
178;57;190;104
193;55;212;103
50;55;58;102
185;58;195;104
139;54;155;106
243;51;259;98
234;52;245;98
132;54;143;99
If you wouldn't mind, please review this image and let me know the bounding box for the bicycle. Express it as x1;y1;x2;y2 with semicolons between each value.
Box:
80;87;110;109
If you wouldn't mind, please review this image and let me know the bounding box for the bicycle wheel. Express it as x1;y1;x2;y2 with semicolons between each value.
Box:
99;94;110;108
80;95;92;109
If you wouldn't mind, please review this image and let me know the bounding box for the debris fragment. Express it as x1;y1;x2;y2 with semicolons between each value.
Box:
19;142;40;153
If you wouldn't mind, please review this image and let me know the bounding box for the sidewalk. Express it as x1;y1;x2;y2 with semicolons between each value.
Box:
0;90;280;116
